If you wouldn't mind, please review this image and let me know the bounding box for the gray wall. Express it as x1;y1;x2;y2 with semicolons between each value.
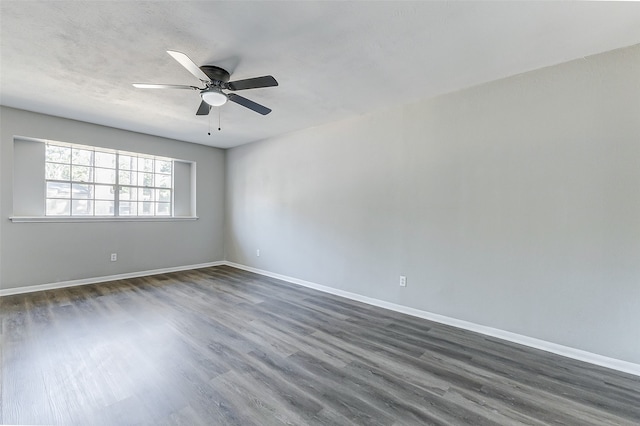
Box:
0;106;225;290
225;45;640;364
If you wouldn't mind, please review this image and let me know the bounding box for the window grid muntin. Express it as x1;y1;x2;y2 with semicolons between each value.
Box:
45;142;173;217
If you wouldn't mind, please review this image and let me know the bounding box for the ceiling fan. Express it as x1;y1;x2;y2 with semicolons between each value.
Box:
133;50;278;116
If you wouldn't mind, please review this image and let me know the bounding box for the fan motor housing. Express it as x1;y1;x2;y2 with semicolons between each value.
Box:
200;65;230;83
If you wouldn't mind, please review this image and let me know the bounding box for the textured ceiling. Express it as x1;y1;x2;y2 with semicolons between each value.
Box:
2;1;640;149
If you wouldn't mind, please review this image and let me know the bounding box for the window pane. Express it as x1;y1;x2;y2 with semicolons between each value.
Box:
71;183;93;199
156;203;171;216
72;165;93;182
156;174;171;188
72;149;93;166
47;182;71;198
72;199;93;216
119;201;137;216
139;157;153;172
138;172;154;187
95;167;116;184
46;199;70;215
95;151;115;168
43;142;177;218
119;186;137;201
138;188;154;201
139;202;154;215
46;163;70;180
119;155;137;170
155;160;172;174
119;170;137;185
95;201;114;216
95;184;114;200
46;145;71;163
156;189;171;202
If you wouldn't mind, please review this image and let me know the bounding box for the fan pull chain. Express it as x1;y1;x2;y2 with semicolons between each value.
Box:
208;111;212;135
218;107;221;131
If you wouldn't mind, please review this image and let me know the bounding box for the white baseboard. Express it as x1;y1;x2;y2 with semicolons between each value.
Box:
224;261;640;377
0;261;225;297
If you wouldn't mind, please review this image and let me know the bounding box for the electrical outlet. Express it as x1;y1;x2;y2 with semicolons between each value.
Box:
256;249;260;257
110;253;117;262
399;275;407;287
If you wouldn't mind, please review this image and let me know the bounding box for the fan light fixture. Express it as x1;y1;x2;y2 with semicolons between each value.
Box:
202;89;227;106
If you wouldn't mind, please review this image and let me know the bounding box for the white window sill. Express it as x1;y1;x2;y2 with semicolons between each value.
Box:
9;216;198;223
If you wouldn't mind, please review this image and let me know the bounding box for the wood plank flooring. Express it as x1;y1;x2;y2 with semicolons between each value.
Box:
1;265;639;425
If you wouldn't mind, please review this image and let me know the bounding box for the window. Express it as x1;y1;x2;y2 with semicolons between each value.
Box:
12;137;196;221
44;142;173;217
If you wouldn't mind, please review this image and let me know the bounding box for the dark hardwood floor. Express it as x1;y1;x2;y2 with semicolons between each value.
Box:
1;265;638;425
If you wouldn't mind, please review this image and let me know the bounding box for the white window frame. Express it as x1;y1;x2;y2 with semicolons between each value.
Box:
44;141;174;217
9;136;198;223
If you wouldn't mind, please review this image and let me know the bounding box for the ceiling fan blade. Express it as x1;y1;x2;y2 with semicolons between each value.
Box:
227;75;278;91
227;93;272;115
196;100;211;116
166;50;210;82
133;83;200;90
